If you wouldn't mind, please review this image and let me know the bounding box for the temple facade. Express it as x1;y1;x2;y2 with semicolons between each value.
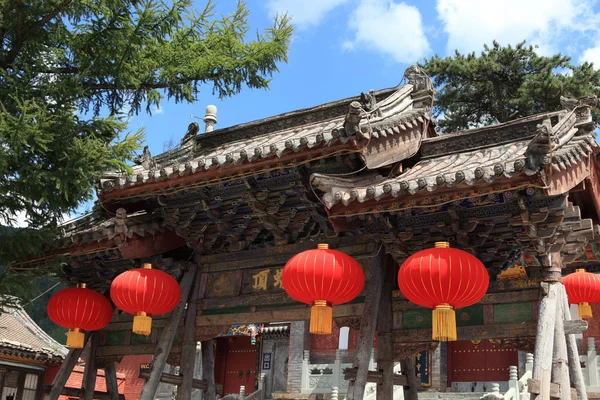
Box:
18;65;600;400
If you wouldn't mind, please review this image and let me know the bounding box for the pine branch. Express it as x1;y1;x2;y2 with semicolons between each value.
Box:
2;0;73;67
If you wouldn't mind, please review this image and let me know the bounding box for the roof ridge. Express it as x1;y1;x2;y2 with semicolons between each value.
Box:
5;301;68;357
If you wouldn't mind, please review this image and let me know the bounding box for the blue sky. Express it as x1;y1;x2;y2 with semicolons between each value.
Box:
68;0;600;218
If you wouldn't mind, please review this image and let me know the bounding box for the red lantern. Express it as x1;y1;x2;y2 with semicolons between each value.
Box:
47;284;113;348
110;263;181;336
563;269;600;319
282;243;365;335
398;242;489;342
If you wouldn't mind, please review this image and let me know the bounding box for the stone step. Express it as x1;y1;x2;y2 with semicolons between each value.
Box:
417;392;488;400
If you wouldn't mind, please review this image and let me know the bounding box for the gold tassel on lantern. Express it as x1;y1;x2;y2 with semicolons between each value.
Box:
67;328;85;348
578;302;593;319
133;311;152;336
310;300;333;335
432;304;457;342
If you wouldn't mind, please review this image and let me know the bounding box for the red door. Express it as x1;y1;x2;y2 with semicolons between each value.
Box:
448;340;518;384
222;336;257;396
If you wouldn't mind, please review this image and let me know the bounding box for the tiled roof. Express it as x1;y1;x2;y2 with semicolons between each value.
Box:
98;67;435;195
312;103;598;209
0;301;68;363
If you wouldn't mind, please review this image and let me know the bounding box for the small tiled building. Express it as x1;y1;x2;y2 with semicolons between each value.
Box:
0;303;67;400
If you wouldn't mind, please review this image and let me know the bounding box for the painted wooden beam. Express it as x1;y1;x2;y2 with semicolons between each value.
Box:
392;320;586;344
393;288;540;311
196;303;363;327
96;343;182;357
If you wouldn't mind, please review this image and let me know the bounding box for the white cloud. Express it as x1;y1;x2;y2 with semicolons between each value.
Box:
436;0;592;54
344;0;430;63
581;43;600;65
266;0;349;29
152;105;164;115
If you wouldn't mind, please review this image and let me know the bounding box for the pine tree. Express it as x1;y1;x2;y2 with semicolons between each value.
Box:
0;1;292;308
420;41;600;133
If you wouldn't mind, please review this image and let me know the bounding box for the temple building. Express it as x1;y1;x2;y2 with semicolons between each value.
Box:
16;66;600;400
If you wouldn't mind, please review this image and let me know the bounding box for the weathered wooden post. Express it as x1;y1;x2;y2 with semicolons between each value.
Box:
561;285;588;400
346;248;386;400
46;334;90;400
104;362;121;400
81;332;100;400
532;252;560;400
179;270;202;400
201;340;216;400
551;289;571;400
376;256;394;400
400;357;418;400
139;265;198;400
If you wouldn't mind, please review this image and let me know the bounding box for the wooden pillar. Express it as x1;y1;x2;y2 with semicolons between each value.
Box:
104;362;120;400
532;252;561;400
179;270;202;400
139;265;198;400
561;285;588;400
81;332;100;400
551;288;570;400
347;247;385;400
376;256;394;400
201;340;216;400
46;334;90;400
401;358;418;400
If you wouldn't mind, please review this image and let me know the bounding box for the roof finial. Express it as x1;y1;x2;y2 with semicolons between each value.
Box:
204;105;217;132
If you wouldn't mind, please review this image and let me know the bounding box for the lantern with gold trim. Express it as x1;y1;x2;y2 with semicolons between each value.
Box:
47;283;113;348
281;244;365;335
563;268;600;319
110;263;181;335
398;242;489;342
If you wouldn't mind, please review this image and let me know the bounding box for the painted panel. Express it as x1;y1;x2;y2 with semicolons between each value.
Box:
104;330;126;346
493;302;532;324
130;332;153;345
456;304;484;327
241;268;285;295
402;309;432;329
415;350;431;386
207;272;238;297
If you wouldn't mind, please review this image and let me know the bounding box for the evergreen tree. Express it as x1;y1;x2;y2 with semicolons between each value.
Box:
420;41;600;133
0;1;292;308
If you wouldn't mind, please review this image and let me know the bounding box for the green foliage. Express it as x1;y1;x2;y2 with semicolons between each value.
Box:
0;1;292;306
420;41;600;132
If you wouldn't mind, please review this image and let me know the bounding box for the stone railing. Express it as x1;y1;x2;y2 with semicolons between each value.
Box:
300;349;378;398
480;353;533;400
579;337;600;392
